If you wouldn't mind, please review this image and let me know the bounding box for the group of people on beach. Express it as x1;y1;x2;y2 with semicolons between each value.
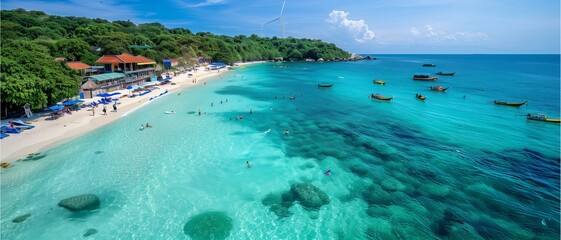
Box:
90;102;118;116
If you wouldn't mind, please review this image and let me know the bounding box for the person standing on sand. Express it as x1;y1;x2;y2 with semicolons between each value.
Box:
113;102;117;112
91;107;95;116
102;105;107;115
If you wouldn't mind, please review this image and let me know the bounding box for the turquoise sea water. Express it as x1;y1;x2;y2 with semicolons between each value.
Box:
1;54;560;239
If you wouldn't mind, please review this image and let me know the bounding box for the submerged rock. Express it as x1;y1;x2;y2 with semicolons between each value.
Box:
12;213;31;223
58;194;100;212
362;184;392;206
290;183;330;210
380;178;405;192
83;228;98;237
262;192;294;218
23;153;47;161
183;211;233;240
1;162;13;168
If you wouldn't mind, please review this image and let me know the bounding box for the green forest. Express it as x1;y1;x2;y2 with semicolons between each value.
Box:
0;9;350;117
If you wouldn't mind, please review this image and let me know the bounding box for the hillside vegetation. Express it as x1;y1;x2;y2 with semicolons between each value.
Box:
0;9;350;116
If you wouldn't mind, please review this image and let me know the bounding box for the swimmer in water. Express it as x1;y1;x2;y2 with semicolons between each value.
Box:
246;161;252;168
324;170;331;176
285;129;289;135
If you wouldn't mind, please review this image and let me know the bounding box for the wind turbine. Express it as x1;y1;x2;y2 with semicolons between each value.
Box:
260;0;286;38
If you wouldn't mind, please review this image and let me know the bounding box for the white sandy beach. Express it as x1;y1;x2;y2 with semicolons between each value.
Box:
0;62;262;164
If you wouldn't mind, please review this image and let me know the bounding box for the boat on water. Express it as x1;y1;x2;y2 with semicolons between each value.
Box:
526;114;560;123
317;84;334;88
413;74;438;81
370;93;393;101
494;100;527;107
416;94;427;100
422;64;437;67
436;72;455;76
373;80;386;85
430;86;449;92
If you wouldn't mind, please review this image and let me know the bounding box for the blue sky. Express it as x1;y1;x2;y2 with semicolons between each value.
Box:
3;0;560;54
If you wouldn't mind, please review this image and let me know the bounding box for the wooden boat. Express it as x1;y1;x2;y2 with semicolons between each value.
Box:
429;86;449;92
526;114;560;123
436;72;455;76
413;74;438;81
370;93;393;101
416;94;426;100
373;79;386;85
317;84;334;88
494;100;527;107
422;64;436;67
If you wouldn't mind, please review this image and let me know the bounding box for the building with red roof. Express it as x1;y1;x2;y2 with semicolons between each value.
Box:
84;53;158;95
66;61;91;70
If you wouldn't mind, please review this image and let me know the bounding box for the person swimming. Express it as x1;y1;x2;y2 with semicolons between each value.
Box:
324;170;331;176
146;123;152;128
246;161;252;168
140;124;145;130
285;129;289;135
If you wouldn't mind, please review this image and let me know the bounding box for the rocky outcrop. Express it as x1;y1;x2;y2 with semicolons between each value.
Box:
83;228;98;237
12;213;31;223
58;194;100;212
290;183;330;210
183;211;233;240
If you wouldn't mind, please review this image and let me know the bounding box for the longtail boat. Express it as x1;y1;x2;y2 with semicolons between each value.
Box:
422;64;436;67
526;114;560;123
317;84;333;88
416;94;426;100
373;80;386;85
370;93;393;101
436;72;455;76
413;74;438;81
494;100;527;107
429;86;449;92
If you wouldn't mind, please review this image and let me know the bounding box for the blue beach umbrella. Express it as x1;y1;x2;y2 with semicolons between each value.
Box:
48;105;64;111
62;99;84;106
96;93;112;97
110;92;121;96
126;85;133;95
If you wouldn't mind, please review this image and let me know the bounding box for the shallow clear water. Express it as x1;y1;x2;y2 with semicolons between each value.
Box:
2;55;560;239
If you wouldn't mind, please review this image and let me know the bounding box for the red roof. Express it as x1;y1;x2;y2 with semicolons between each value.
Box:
96;55;123;64
118;53;139;63
135;55;155;63
66;61;91;70
96;54;155;64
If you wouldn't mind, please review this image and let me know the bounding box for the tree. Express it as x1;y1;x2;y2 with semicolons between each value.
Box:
0;40;81;113
56;38;93;61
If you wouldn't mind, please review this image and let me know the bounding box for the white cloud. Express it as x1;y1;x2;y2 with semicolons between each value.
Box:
179;0;228;8
327;10;376;43
411;24;488;42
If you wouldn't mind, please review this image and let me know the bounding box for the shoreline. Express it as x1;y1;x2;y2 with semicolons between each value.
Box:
0;62;264;163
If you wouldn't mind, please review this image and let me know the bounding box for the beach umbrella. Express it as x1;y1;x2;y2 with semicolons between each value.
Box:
96;93;112;97
48;105;64;111
126;85;133;95
110;92;121;96
62;99;84;106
